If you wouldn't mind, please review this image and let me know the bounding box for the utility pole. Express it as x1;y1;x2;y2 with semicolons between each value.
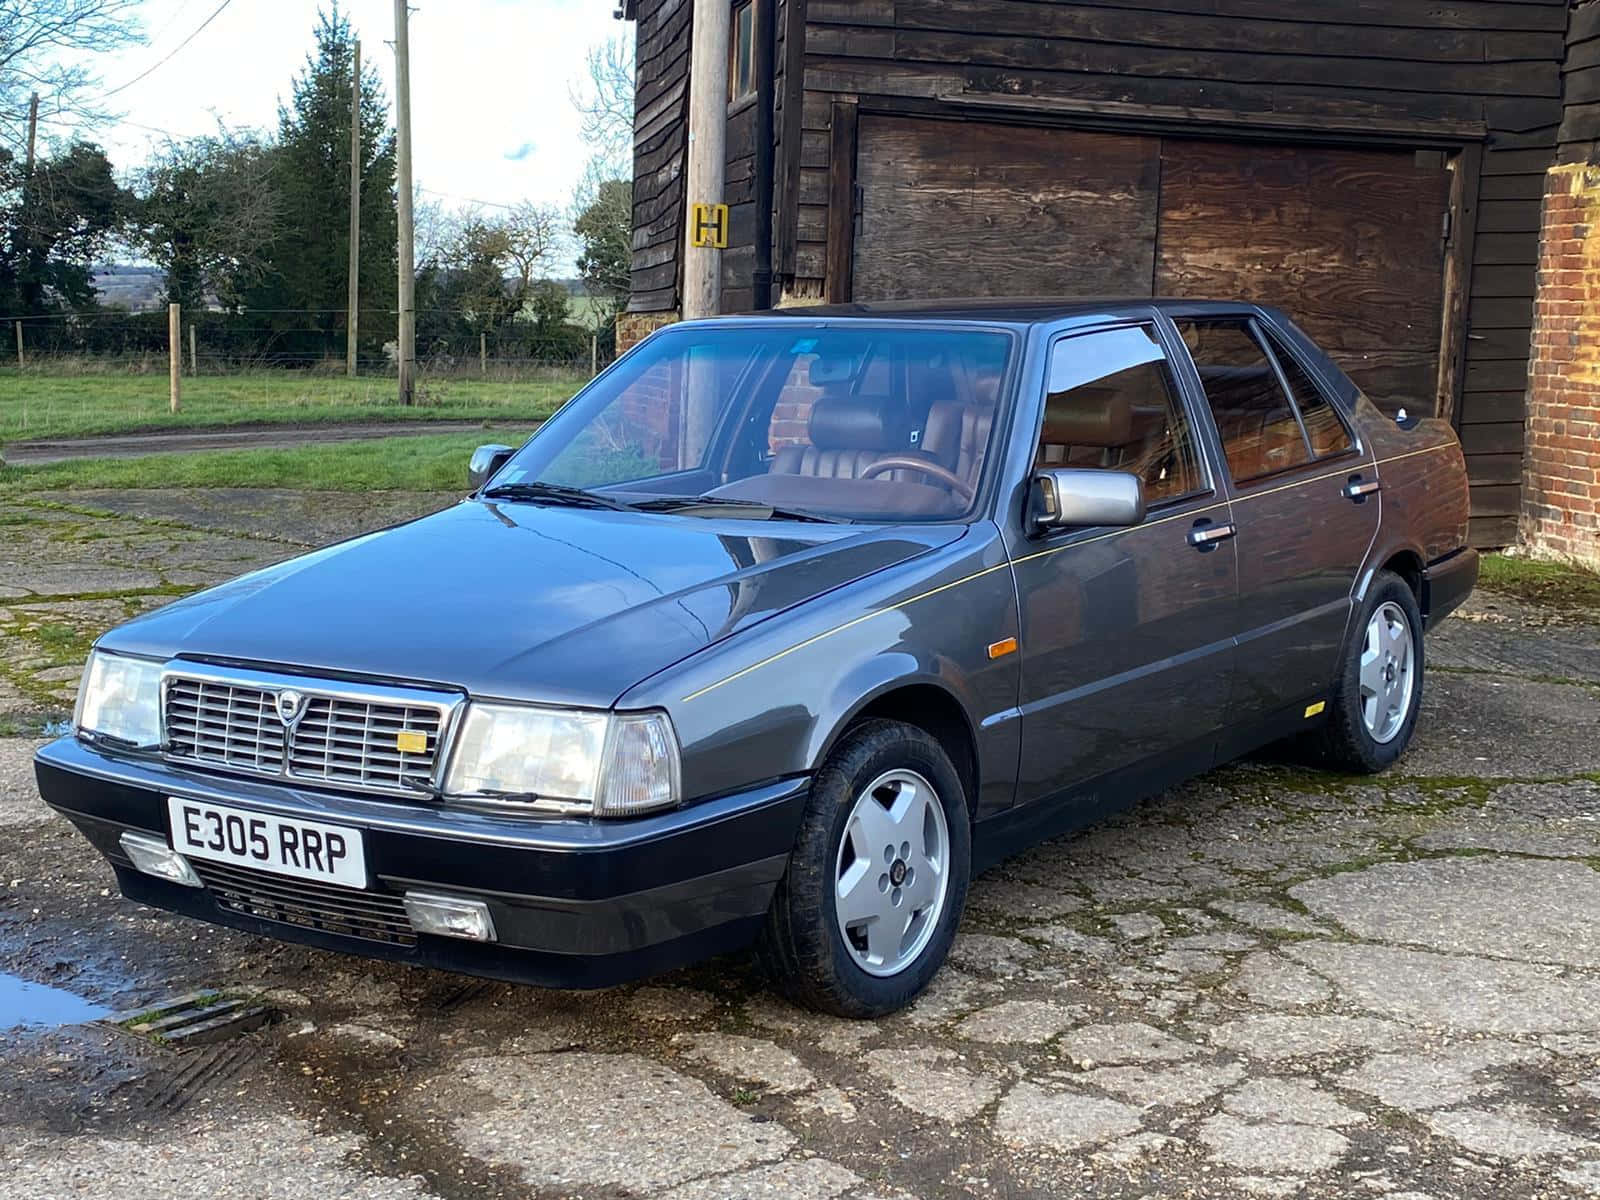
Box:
347;38;362;379
682;0;729;321
680;0;730;465
393;1;416;405
24;93;38;173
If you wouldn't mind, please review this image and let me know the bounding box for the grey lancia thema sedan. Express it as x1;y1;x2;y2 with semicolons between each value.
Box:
36;300;1476;1017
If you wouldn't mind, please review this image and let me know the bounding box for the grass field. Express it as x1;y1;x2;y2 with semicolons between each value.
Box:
0;366;585;443
0;428;529;493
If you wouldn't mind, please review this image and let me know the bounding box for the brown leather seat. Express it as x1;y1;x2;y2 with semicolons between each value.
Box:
921;366;1002;483
1035;389;1135;467
770;390;912;479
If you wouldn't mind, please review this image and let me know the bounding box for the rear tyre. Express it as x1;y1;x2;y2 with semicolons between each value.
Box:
1312;570;1424;774
757;719;971;1019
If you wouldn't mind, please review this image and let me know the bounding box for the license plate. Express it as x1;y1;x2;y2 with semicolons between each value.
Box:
166;797;368;890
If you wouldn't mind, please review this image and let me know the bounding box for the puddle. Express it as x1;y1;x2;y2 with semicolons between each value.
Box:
0;971;111;1031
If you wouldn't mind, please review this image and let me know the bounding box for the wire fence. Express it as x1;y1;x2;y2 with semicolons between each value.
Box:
0;308;618;379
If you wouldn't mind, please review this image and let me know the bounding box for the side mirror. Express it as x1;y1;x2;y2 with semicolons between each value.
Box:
468;444;515;492
1029;468;1145;534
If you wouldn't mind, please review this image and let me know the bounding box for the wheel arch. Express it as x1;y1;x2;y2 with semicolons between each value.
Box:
1357;539;1429;616
816;677;982;821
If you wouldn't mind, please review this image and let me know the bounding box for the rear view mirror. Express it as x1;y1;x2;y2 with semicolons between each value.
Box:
468;444;515;491
1030;468;1145;534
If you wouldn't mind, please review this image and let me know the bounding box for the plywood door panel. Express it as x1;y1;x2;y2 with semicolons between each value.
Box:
1156;140;1452;414
852;116;1161;300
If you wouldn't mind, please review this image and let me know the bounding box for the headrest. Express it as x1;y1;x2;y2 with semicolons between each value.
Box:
809;392;908;451
1040;390;1133;447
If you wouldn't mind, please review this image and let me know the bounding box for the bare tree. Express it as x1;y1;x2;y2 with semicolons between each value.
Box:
499;201;564;294
571;35;634;178
570;33;635;335
0;0;145;152
411;185;453;271
437;201;565;332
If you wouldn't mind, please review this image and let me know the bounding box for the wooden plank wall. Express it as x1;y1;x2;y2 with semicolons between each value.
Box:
1559;3;1600;160
632;0;792;314
719;2;796;311
629;0;691;313
796;0;1569;547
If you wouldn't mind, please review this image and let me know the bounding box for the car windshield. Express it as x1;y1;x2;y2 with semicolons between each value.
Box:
490;322;1015;522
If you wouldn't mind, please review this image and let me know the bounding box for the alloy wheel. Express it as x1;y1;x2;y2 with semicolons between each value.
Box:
833;768;951;978
1359;600;1416;744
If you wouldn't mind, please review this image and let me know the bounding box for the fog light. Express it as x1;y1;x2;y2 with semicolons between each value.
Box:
403;892;496;942
119;831;202;888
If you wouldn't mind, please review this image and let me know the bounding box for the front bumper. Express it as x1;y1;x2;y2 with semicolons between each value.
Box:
34;737;807;989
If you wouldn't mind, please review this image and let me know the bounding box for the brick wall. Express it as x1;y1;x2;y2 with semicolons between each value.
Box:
616;311;678;354
1521;163;1600;567
770;356;821;451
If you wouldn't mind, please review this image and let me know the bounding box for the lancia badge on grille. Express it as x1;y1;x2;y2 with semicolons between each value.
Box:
276;689;306;723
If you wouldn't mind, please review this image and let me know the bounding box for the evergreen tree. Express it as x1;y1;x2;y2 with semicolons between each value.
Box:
247;5;397;363
0;141;129;316
574;177;631;347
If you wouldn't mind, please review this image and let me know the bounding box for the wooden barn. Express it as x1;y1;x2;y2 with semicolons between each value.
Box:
616;0;1596;550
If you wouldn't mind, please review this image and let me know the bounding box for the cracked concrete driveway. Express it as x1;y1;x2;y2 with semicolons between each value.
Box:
3;488;1600;1199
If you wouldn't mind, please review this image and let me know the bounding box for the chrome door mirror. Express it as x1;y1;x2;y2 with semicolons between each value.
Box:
468;444;515;491
1029;468;1146;534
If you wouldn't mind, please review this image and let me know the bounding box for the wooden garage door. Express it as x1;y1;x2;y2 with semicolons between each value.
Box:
1156;141;1452;415
851;118;1452;414
852;116;1162;300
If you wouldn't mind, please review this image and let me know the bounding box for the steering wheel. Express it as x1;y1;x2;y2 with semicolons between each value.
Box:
859;456;976;503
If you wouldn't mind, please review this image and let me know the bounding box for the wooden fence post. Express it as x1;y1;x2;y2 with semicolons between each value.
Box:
480;331;487;377
168;303;182;414
13;321;21;368
590;334;598;377
188;324;198;375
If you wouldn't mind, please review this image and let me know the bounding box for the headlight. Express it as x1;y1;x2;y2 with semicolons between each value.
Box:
75;650;163;749
442;704;681;817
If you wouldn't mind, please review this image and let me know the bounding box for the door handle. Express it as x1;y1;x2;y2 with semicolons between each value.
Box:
1344;476;1382;502
1188;521;1238;550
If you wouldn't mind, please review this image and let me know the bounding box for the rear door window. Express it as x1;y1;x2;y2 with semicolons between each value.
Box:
1176;319;1312;483
1261;328;1354;459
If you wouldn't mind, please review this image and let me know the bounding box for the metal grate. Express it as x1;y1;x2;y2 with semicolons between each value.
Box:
165;679;285;774
163;672;448;797
196;861;416;947
288;697;441;793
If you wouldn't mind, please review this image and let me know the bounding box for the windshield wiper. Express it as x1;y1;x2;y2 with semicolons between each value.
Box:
479;481;636;512
632;495;845;524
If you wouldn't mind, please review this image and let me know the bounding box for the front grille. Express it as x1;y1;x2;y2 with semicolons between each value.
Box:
163;671;452;798
288;697;441;793
166;678;285;774
196;861;416;947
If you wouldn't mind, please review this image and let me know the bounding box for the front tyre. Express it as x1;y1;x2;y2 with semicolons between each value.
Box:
1314;570;1425;773
758;719;971;1018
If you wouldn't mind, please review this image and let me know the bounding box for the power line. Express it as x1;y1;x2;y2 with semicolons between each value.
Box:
102;0;239;100
417;185;520;213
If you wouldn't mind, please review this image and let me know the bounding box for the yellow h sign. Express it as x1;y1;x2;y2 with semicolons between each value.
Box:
689;202;729;249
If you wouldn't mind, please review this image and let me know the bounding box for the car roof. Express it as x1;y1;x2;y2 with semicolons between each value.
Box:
726;297;1277;326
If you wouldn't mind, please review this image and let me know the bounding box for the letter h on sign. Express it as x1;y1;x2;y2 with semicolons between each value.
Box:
690;202;730;249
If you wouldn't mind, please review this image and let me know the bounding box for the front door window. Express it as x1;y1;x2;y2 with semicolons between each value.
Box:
1039;324;1205;508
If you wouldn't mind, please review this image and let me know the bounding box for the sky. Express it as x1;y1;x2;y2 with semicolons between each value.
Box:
56;0;624;222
